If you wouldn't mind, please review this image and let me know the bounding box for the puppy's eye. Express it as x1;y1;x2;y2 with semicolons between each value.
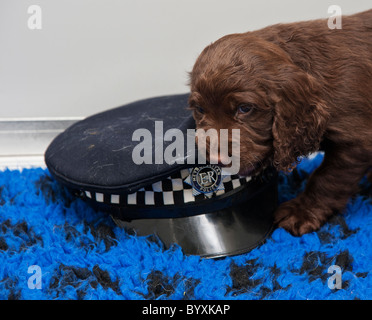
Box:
237;104;253;114
196;106;205;114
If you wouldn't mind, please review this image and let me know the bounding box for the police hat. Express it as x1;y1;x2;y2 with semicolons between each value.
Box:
45;94;277;258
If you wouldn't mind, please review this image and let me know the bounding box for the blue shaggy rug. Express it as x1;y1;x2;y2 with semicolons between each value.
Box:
0;153;371;300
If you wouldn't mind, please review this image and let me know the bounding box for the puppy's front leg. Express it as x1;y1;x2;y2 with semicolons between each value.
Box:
274;146;370;236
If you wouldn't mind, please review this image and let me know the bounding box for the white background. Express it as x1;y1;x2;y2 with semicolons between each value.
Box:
0;0;371;118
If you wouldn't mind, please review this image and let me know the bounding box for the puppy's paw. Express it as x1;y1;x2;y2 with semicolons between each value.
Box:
274;198;325;236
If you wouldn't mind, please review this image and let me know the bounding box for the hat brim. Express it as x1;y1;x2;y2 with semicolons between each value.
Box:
111;171;277;258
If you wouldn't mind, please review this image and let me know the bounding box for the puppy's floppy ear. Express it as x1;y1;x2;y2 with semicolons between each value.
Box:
272;64;330;172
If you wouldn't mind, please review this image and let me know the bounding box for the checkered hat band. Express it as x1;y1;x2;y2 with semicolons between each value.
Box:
83;169;251;207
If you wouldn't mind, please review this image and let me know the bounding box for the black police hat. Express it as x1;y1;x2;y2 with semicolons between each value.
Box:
45;94;277;258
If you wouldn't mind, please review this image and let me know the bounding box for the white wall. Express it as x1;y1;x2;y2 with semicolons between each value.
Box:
0;0;371;118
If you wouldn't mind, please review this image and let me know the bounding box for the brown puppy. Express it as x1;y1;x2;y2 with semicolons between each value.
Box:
188;9;372;236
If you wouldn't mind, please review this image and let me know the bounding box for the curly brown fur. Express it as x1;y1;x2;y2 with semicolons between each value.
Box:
188;9;372;236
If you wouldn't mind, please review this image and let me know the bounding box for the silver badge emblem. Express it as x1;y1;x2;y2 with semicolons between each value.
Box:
184;165;225;198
